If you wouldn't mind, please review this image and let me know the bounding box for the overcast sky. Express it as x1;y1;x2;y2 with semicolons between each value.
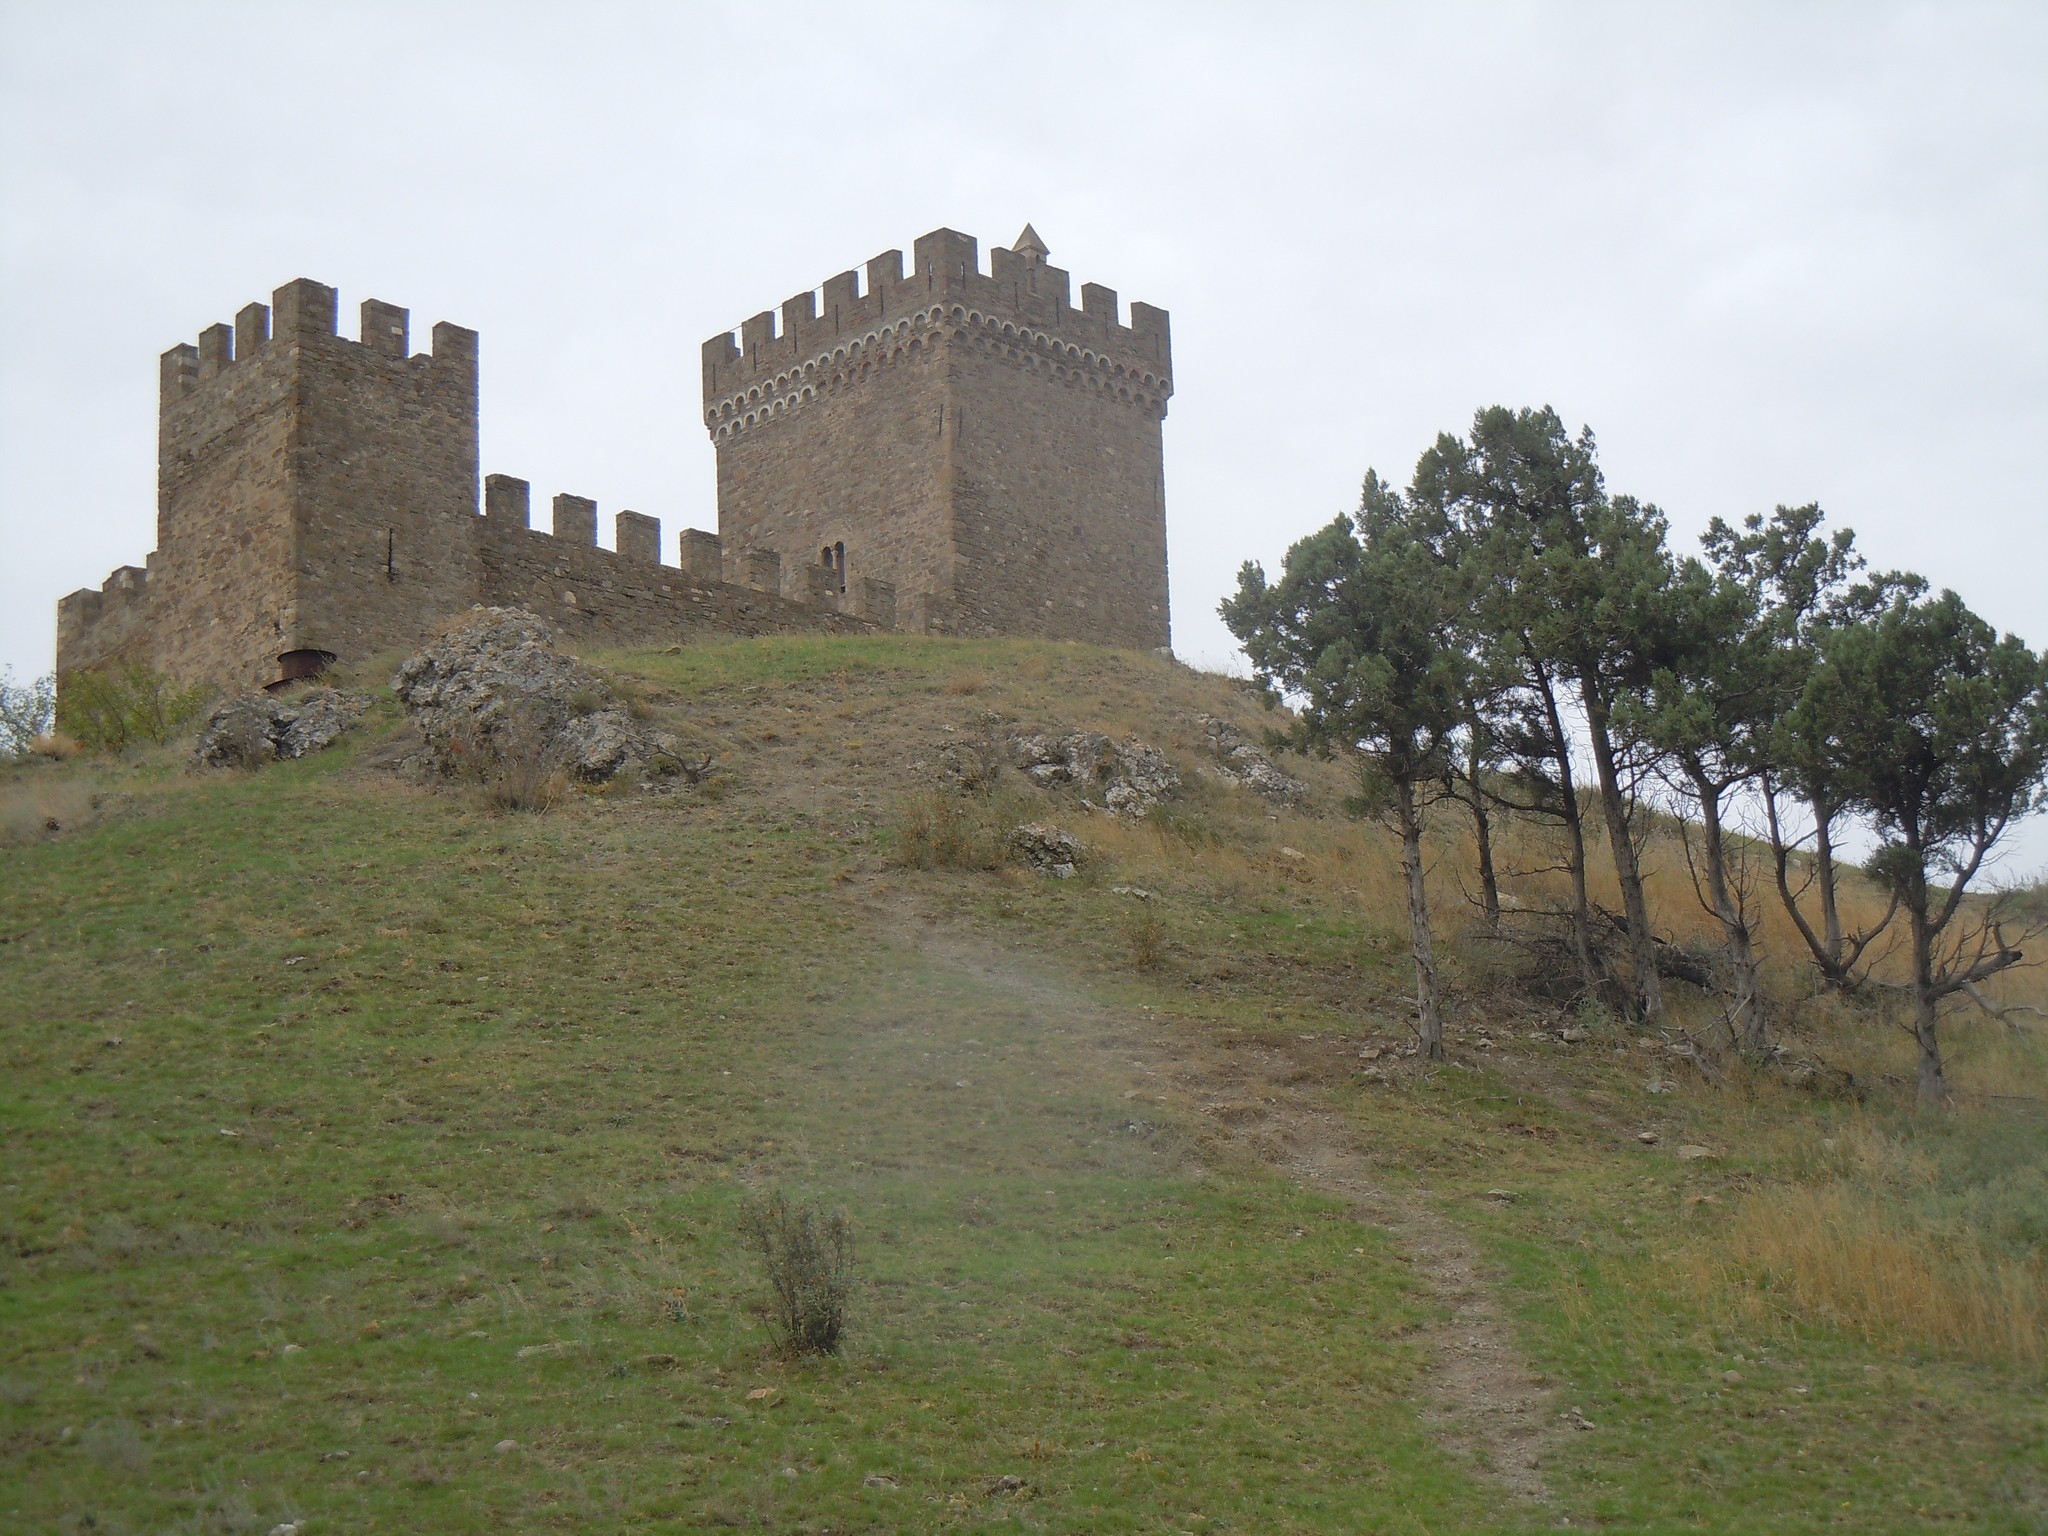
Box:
2;1;2043;869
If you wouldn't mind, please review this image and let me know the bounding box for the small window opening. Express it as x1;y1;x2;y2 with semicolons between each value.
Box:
821;542;846;594
385;528;396;582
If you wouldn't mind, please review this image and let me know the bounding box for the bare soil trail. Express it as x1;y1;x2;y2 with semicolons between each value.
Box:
857;884;1564;1505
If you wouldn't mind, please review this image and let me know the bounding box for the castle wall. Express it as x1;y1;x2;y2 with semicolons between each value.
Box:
473;506;875;649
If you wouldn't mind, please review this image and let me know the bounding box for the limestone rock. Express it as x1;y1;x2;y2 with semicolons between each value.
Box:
279;688;369;758
1006;729;1180;817
1193;713;1308;803
1011;822;1084;877
193;694;288;768
391;607;683;785
193;688;368;769
933;738;1001;792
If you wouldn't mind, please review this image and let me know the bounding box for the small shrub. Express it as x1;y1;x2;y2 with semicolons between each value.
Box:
1124;907;1163;971
1149;804;1218;850
446;704;568;813
0;667;55;757
55;660;208;755
738;1192;854;1357
893;789;1018;871
944;670;989;696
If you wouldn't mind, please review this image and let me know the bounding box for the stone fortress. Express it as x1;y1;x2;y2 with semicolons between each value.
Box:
56;226;1173;694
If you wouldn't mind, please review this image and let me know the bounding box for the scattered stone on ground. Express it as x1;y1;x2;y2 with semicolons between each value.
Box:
1636;1131;1660;1144
1011;822;1083;878
1676;1145;1717;1161
1565;1407;1598;1431
193;688;370;769
1559;1026;1589;1043
391;607;697;785
862;1473;899;1490
1006;729;1180;816
1192;712;1309;803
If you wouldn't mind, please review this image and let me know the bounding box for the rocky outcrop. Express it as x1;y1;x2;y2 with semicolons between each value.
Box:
1007;730;1180;817
1193;713;1308;803
391;608;692;784
193;688;370;769
1011;822;1084;878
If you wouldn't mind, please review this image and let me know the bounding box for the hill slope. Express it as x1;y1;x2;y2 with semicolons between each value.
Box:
2;634;2043;1533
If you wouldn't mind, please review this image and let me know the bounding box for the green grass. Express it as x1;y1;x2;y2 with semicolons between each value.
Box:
3;635;2044;1532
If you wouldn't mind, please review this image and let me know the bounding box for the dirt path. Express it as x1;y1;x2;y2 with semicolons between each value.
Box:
865;893;1563;1504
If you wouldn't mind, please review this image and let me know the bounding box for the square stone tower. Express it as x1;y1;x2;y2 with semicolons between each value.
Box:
701;226;1172;648
58;279;481;692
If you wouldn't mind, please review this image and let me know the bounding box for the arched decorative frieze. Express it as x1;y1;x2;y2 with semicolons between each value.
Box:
703;303;1170;440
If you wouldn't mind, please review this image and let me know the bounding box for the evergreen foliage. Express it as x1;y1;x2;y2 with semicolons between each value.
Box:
1228;407;2047;1098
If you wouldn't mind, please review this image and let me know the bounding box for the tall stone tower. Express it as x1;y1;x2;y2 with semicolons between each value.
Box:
58;280;480;693
701;226;1172;648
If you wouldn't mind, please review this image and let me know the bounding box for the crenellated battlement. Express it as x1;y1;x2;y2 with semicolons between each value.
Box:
700;225;1171;441
159;279;477;404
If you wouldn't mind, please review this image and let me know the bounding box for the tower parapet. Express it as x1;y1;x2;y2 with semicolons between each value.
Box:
700;226;1172;447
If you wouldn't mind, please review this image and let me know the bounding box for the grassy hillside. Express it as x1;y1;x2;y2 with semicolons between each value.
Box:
2;634;2043;1534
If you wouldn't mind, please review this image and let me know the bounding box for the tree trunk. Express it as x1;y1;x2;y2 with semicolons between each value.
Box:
1689;761;1764;1053
1581;678;1665;1021
1465;736;1501;932
1903;840;1948;1105
1394;773;1444;1062
1812;796;1844;966
1531;659;1601;1003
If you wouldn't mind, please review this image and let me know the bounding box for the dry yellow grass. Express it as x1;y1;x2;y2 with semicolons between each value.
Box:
1681;1179;2046;1366
0;773;99;846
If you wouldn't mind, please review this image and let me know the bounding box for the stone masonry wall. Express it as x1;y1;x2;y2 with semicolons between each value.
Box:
474;486;876;649
288;289;484;667
711;333;956;621
947;331;1169;647
138;288;306;689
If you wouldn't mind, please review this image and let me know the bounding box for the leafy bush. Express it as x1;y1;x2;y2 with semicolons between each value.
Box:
738;1192;854;1357
54;660;208;755
0;668;55;758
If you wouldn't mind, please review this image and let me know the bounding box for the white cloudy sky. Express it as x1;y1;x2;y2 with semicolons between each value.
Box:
2;1;2043;868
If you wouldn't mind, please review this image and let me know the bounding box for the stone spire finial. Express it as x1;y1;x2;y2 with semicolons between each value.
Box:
1013;223;1049;261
